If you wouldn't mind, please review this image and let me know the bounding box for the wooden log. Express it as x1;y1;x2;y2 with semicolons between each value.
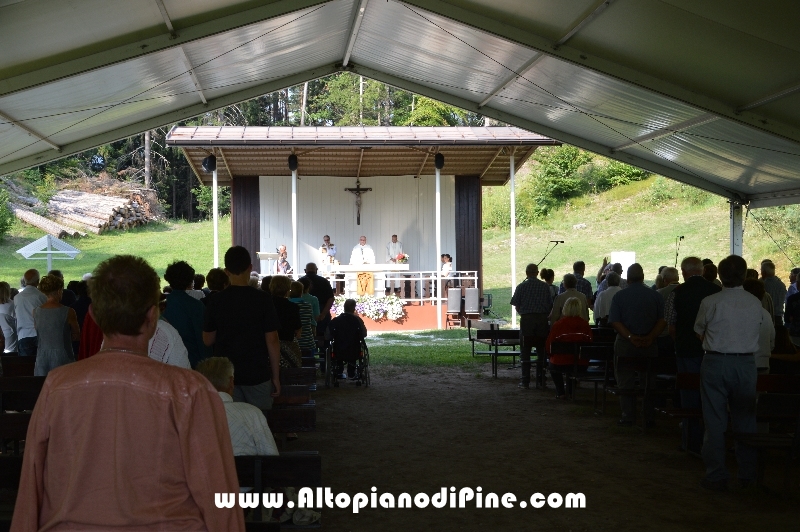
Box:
10;205;84;238
50;215;102;235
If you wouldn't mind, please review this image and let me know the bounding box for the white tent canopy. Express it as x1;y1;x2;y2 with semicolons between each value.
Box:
15;235;81;272
1;0;799;209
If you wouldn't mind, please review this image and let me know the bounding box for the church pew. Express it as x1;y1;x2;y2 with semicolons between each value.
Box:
236;452;322;527
0;357;36;378
0;377;45;412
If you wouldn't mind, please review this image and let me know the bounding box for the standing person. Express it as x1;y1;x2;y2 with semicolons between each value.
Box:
510;264;553;389
386;234;404;295
47;270;77;307
558;261;593;301
203;246;282;410
162;260;210;368
290;281;317;358
269;276;303;369
592;272;622;326
550;274;589;324
11;255;243;531
299;263;334;372
349;236;376;265
655;267;680;357
0;282;18;354
608;263;666;427
760;259;787;325
299;277;321;322
540;268;558;301
664;257;721;454
786;267;800;300
321;235;337;262
33;274;80;376
785;274;800;347
694;255;763;491
13;269;47;357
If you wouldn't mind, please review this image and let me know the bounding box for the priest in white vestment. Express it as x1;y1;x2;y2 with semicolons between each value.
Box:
386;235;404;294
349;236;376;265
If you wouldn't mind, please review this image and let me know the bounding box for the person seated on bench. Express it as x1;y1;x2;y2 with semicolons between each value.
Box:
12;255;243;531
196;357;279;456
325;298;367;379
546;297;593;399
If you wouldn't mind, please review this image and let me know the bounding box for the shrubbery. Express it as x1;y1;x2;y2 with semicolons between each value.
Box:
0;189;14;241
644;176;712;206
482;146;650;228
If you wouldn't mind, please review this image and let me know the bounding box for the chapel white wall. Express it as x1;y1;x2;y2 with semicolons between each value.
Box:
258;174;456;273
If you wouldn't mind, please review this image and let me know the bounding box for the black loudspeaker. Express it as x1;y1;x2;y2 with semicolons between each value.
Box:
447;289;461;314
464;288;480;313
201;155;216;172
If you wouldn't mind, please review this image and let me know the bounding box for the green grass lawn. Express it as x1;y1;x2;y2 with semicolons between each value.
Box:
0;217;232;287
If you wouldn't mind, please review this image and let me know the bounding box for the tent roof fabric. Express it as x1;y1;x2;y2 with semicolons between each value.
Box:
167;126;557;185
1;0;799;207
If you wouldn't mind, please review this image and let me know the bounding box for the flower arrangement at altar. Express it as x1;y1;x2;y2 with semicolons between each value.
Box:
333;294;406;321
396;253;409;264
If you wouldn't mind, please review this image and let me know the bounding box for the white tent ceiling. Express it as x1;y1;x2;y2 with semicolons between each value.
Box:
1;0;799;207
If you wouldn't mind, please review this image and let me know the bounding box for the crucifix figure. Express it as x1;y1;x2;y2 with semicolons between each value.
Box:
345;178;372;225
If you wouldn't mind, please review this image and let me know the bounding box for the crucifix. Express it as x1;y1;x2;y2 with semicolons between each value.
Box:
345;178;372;225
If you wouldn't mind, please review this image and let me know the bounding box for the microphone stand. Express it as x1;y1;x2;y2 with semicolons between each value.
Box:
537;241;564;266
674;236;684;267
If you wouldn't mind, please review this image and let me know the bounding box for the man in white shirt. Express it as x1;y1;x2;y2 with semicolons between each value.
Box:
592;272;622;326
385;235;403;294
13;269;47;357
349;236;376;265
196;357;279;456
148;319;191;369
693;254;762;491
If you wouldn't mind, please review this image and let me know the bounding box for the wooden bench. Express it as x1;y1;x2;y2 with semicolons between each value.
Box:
476;329;521;378
735;393;800;493
656;372;702;420
235;452;322;527
281;368;317;392
468;319;495;357
0;377;45;413
607;356;677;432
0;357;36;378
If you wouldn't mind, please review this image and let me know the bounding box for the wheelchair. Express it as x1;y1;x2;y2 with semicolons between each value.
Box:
325;339;370;388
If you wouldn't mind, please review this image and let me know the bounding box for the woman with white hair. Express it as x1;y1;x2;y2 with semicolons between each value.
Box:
545;297;593;399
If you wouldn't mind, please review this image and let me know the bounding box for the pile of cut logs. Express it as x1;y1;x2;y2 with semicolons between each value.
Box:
3;177;153;238
47;190;150;234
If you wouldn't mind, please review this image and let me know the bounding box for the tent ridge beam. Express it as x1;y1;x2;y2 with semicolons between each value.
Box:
342;0;370;67
554;0;616;49
737;81;800;112
478;54;543;108
0;109;60;151
611;114;718;152
154;0;176;37
177;45;208;105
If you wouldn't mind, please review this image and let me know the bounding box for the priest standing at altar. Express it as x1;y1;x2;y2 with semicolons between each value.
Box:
386;235;404;295
349;236;376;265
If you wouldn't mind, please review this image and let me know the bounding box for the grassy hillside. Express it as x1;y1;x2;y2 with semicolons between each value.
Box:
0;217;232;286
483;176;796;320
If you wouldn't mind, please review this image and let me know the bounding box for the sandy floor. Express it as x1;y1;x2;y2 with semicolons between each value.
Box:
290;364;799;531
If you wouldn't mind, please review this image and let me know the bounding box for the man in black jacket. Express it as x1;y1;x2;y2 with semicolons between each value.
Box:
664;256;721;454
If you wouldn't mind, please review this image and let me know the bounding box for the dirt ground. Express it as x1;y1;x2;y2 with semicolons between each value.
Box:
291;364;799;532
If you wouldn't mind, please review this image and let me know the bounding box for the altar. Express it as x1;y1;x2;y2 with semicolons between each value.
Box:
321;263;410;297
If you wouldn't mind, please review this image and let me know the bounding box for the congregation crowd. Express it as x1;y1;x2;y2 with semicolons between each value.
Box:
511;255;799;491
0;245;372;529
